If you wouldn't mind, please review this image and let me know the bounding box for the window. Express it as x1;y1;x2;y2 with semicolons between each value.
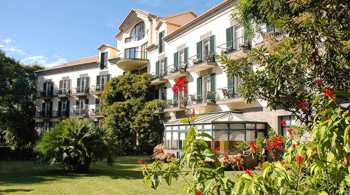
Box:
158;87;167;100
43;81;54;96
75;99;89;116
59;79;70;95
197;73;216;103
95;98;101;113
100;52;108;69
279;115;297;136
77;76;90;93
58;99;70;116
130;22;145;41
96;74;110;91
196;35;215;63
156;57;167;76
124;47;138;59
158;31;165;53
226;26;251;52
173;47;188;70
227;75;240;98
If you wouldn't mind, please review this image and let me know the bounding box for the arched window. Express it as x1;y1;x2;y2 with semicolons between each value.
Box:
130;21;145;41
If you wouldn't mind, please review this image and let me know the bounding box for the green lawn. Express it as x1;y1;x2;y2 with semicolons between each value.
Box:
0;156;190;195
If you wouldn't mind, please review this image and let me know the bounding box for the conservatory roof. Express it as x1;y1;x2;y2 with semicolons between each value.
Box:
164;112;266;126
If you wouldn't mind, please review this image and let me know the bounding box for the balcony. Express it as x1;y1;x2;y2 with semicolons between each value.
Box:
72;109;89;118
57;88;71;98
187;54;217;74
190;92;218;114
216;88;257;109
117;50;148;71
39;90;55;99
90;106;103;119
93;85;105;96
217;37;251;61
164;99;186;113
73;88;90;97
163;64;187;80
151;72;168;85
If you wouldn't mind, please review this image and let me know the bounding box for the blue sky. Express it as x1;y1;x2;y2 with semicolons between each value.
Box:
0;0;222;67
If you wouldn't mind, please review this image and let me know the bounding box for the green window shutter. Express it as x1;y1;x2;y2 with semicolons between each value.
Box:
233;26;237;50
96;75;101;87
86;77;90;90
107;74;110;81
227;76;234;96
100;53;105;69
174;52;179;70
67;100;70;115
173;93;178;106
49;101;53;116
77;78;81;90
197;77;202;103
184;47;188;65
58;101;62;115
196;41;202;61
210;73;216;95
158;31;164;53
43;82;47;92
156;61;160;76
210;35;216;56
226;27;234;50
59;80;63;89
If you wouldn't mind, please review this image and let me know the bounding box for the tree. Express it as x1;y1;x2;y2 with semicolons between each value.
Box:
101;72;164;154
143;1;350;194
221;0;350;125
35;118;111;172
0;50;42;149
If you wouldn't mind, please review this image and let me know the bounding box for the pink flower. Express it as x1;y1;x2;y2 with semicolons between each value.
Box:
323;87;336;101
280;120;288;127
245;169;254;176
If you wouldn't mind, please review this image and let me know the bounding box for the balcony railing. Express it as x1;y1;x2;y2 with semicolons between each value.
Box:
217;36;251;54
123;50;148;60
39;90;55;98
218;87;239;100
195;91;216;104
57;88;71;97
72;109;89;117
73;87;90;96
190;54;216;66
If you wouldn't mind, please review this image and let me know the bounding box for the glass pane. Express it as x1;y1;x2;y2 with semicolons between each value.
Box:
256;123;266;129
230;123;245;130
246;130;255;141
213;124;228;130
213;130;228;141
229;131;245;141
246;123;255;129
172;132;179;140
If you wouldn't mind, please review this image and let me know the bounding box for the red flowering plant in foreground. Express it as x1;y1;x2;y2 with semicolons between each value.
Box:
323;87;336;102
266;135;285;161
172;77;187;95
296;99;308;111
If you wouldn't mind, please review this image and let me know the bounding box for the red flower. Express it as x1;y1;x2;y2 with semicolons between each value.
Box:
296;99;308;110
196;191;202;195
295;154;305;166
315;79;323;87
191;109;196;118
266;136;284;154
280;120;288;127
172;77;187;94
233;154;242;164
245;169;254;176
323;87;336;101
249;142;257;152
137;160;145;164
291;144;297;150
287;128;294;136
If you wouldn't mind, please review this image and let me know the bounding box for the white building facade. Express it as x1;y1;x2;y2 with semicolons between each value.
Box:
35;0;296;155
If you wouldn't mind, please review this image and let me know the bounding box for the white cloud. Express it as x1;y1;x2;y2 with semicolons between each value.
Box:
0;37;67;67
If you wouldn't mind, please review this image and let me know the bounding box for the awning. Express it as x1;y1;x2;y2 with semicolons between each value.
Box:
164;111;266;126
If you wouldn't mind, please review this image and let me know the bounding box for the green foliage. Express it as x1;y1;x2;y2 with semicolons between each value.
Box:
223;0;350;124
35;118;111;172
0;50;42;149
101;72;165;154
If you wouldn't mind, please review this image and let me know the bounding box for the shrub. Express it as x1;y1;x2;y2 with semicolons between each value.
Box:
152;144;174;162
35;118;111;172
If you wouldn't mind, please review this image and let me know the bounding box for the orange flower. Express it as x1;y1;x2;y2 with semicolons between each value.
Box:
291;144;297;150
295;154;305;166
137;159;145;164
249;142;258;152
287;128;294;136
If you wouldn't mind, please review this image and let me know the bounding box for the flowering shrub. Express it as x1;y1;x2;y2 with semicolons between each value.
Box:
172;77;187;94
152;144;174;162
266;135;284;161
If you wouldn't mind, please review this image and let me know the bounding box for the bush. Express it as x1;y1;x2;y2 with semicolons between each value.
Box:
152;144;174;162
35;118;111;172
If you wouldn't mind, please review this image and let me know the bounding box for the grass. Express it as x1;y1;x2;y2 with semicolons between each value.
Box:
0;156;190;195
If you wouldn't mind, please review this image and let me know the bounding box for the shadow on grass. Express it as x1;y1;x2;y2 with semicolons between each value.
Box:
0;189;33;193
0;156;150;185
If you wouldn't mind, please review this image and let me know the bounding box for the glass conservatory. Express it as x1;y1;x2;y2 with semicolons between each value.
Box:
163;112;268;157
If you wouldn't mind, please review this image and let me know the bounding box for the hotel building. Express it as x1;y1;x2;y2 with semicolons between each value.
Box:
35;0;296;155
